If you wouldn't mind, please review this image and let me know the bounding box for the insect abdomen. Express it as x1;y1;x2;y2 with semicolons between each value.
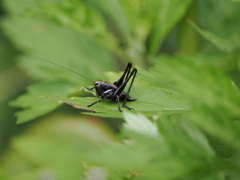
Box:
119;92;137;102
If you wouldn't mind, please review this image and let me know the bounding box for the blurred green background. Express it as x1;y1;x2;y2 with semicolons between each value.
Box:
1;0;240;179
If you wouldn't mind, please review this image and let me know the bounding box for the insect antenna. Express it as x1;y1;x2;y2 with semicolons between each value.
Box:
35;57;94;83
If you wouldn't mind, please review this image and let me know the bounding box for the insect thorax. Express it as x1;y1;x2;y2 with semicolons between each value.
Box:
95;81;117;96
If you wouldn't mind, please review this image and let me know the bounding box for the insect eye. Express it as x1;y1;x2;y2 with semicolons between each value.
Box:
95;82;99;86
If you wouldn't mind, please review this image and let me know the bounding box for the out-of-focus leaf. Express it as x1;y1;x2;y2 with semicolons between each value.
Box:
10;81;75;124
2;17;116;123
189;20;236;53
123;112;160;138
83;0;130;42
151;55;240;147
84;113;233;180
2;17;115;80
0;114;113;180
147;0;193;55
198;0;240;53
227;0;240;2
85;167;107;180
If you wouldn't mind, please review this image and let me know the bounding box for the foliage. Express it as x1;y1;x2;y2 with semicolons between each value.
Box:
1;0;240;179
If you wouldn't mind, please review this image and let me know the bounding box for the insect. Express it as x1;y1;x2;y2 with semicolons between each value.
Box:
36;57;137;112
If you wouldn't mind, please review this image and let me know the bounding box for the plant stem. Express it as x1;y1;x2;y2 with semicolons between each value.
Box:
178;0;199;56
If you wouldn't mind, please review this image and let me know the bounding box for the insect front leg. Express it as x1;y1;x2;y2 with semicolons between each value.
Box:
88;96;105;107
84;86;95;90
116;95;122;112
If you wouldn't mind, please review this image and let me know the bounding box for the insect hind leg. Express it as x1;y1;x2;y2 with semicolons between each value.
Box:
122;68;137;110
127;98;137;101
123;104;134;110
119;94;136;110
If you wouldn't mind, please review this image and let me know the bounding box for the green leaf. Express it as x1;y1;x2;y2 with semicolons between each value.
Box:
2;0;196;122
41;66;192;118
10;81;76;124
189;20;236;53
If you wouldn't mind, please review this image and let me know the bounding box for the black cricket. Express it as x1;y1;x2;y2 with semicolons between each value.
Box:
36;57;137;112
